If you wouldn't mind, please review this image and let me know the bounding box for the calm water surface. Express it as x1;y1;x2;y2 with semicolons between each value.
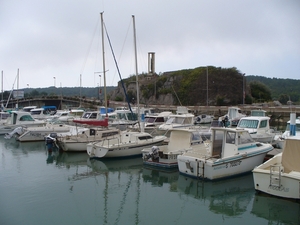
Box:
0;137;299;225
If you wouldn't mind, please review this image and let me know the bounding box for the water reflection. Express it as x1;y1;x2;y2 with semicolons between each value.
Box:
87;157;143;225
251;192;300;224
177;174;254;217
87;157;143;173
142;166;179;191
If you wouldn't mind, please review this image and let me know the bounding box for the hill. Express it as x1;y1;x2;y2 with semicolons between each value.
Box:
4;67;299;106
109;66;300;106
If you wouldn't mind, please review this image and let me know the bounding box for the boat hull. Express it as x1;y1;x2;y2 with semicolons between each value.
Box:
253;170;300;199
87;137;166;158
17;127;71;142
178;151;269;180
252;153;300;200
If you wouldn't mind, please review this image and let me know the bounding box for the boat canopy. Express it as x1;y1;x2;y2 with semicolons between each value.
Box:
281;138;300;173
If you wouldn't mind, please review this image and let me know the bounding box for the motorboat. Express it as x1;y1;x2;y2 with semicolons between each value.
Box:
194;114;214;124
30;106;57;120
158;106;195;132
177;127;273;180
274;115;300;149
73;111;109;127
55;127;120;152
87;131;167;158
142;128;211;169
236;110;280;145
22;105;37;112
252;137;300;200
46;110;70;122
109;109;138;127
6;123;88;142
47;109;85;123
0;111;46;135
218;106;246;127
130;111;173;133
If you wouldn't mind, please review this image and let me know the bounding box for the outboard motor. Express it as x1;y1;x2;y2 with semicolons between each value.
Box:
147;146;160;161
45;133;58;151
4;127;24;139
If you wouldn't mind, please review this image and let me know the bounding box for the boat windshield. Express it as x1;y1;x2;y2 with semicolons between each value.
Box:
118;112;137;121
238;119;259;129
166;117;192;125
285;123;300;132
238;131;254;145
145;117;156;123
19;115;35;121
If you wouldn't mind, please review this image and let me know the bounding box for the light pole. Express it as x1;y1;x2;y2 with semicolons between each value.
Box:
206;66;208;107
27;84;30;105
242;73;245;105
99;75;101;102
53;77;56;87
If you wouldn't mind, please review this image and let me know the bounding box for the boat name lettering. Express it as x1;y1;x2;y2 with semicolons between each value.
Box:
227;160;242;168
268;185;289;192
30;133;42;137
214;165;227;170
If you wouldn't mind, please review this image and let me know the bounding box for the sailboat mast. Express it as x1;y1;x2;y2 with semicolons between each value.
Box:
132;15;139;110
101;12;108;116
79;74;82;107
16;68;19;110
132;15;144;132
1;71;3;111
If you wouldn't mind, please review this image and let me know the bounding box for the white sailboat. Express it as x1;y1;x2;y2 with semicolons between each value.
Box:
87;14;166;159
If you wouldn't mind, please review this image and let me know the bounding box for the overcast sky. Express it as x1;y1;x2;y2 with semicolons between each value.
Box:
1;0;299;91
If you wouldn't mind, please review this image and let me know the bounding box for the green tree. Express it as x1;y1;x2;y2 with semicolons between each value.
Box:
249;81;272;102
278;94;290;105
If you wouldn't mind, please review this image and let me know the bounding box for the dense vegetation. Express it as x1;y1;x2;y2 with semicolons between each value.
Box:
2;67;299;106
246;76;300;104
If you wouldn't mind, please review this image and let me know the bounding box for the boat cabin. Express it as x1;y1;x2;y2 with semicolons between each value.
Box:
210;127;256;158
7;111;36;125
22;106;37;112
237;116;271;134
250;109;267;117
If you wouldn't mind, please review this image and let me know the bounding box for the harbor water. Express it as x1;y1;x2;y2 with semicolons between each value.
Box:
0;136;299;225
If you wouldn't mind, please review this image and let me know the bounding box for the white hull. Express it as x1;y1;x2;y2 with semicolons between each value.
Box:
16;124;89;142
58;141;89;152
0;123;45;135
253;169;300;199
57;128;120;152
252;151;300;200
178;152;268;180
87;133;166;158
17;127;71;142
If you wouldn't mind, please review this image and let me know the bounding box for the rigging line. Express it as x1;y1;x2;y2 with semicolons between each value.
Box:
114;174;133;225
103;22;133;113
110;18;132;86
80;17;100;75
172;85;182;106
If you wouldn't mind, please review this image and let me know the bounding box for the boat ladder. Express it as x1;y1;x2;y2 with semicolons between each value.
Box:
269;165;282;187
